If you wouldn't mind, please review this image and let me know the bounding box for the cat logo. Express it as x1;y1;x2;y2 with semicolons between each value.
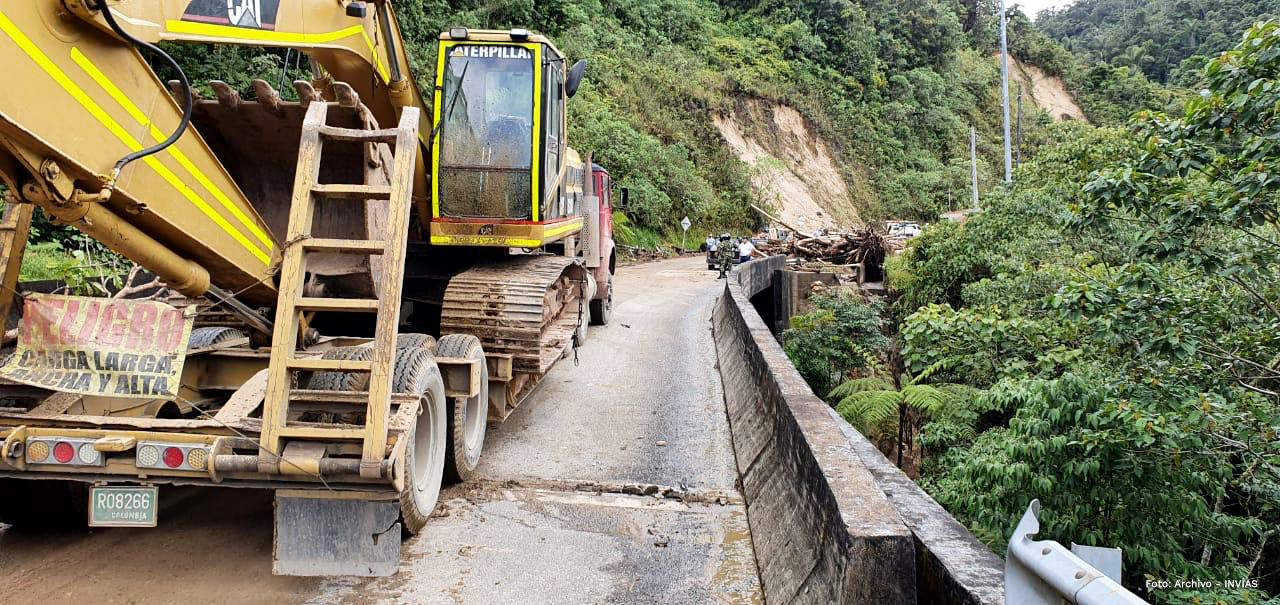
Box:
450;45;533;60
181;0;281;31
478;224;495;236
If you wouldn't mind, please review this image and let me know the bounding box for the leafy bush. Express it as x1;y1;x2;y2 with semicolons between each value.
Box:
782;291;887;396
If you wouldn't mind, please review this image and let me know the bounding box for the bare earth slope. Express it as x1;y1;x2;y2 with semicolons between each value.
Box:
1009;56;1088;123
714;100;862;231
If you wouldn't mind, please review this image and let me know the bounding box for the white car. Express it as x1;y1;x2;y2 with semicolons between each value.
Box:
890;223;922;238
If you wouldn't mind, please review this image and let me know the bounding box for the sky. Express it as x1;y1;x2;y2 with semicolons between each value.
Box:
1012;0;1075;19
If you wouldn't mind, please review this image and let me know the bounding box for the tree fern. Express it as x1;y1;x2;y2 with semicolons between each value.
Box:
901;384;947;415
828;377;893;401
835;390;901;434
829;366;984;463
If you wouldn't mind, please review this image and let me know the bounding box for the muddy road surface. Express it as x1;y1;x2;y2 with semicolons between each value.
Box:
0;256;761;604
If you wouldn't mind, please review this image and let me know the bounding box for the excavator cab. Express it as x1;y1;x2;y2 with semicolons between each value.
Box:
429;29;588;247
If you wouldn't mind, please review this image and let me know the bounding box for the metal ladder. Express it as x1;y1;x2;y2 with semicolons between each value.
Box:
259;102;419;479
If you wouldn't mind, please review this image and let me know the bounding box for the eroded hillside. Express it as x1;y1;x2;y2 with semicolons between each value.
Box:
1009;57;1087;123
714;100;863;230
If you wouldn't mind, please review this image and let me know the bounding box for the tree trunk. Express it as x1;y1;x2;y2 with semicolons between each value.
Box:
1247;529;1274;577
964;0;981;33
1201;492;1224;565
896;403;905;468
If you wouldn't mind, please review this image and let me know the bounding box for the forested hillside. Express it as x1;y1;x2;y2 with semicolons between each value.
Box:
783;19;1280;604
395;0;1032;231
1038;0;1280;85
151;1;1103;243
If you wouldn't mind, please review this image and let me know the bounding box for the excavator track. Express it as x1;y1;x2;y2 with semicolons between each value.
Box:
439;256;588;409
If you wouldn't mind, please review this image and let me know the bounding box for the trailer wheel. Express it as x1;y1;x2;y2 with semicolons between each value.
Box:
187;326;246;350
396;333;437;351
589;276;613;325
434;334;488;482
0;479;90;528
307;346;374;391
394;347;447;534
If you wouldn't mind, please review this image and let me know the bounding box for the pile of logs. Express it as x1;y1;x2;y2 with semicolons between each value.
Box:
755;228;885;273
749;205;887;280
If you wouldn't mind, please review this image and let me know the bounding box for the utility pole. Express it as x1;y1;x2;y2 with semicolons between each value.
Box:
1013;82;1024;167
970;126;980;211
999;0;1013;183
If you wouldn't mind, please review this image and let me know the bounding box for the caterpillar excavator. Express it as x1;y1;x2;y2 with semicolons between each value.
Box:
0;1;617;575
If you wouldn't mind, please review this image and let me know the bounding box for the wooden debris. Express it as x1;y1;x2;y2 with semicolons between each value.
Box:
754;227;886;279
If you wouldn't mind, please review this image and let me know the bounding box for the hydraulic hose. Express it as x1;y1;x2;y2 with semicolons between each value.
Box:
92;1;194;190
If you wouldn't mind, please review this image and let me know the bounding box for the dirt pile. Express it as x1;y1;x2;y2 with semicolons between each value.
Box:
714;100;861;230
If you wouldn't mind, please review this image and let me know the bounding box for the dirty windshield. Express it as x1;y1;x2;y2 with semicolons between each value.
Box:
439;45;535;219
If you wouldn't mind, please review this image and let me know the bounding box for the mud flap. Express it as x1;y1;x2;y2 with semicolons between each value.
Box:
273;490;401;577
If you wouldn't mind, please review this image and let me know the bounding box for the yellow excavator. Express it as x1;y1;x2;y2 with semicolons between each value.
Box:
0;0;617;575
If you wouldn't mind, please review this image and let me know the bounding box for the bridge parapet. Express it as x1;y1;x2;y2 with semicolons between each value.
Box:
713;256;1005;604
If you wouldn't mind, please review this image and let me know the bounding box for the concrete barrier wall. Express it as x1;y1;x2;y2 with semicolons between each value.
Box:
713;256;1005;604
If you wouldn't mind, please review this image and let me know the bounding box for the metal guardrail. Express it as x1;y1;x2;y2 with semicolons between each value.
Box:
1006;500;1149;605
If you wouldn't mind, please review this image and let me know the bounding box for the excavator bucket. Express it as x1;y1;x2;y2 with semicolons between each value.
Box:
184;78;390;299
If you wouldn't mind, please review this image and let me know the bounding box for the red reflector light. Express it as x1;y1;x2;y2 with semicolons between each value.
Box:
162;447;184;468
53;442;74;463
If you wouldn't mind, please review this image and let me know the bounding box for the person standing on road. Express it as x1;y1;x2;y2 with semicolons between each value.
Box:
717;234;735;279
738;237;754;264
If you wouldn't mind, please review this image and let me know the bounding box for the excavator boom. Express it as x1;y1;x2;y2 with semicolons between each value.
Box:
0;0;431;304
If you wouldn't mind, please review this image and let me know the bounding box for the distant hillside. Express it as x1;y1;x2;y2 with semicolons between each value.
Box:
388;0;1041;228
162;1;1100;236
1037;0;1280;84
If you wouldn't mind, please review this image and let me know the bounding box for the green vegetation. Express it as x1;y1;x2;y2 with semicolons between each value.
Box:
19;242;124;295
890;25;1279;603
782;290;887;397
153;0;1088;232
829;364;976;469
785;19;1280;603
1038;0;1280;84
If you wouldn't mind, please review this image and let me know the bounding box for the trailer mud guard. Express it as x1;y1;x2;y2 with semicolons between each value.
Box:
273;489;402;577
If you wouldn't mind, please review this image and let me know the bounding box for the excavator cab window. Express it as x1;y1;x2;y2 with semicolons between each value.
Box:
437;43;537;220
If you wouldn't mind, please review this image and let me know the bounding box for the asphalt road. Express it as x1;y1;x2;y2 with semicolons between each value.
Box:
0;256;761;604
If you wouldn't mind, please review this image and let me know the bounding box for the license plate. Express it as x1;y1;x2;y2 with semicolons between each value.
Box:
89;486;158;527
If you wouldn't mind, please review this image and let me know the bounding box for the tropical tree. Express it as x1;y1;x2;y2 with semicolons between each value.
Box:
829;364;975;469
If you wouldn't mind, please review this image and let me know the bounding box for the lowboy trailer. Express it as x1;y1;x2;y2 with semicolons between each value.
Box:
0;1;616;575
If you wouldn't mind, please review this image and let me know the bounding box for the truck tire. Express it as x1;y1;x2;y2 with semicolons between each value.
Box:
434;334;488;482
307;336;436;391
0;478;90;528
393;347;447;534
187;326;246;350
396;333;437;351
589;276;613;326
307;346;373;392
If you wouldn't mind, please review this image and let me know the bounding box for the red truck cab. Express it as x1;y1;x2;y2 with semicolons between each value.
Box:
587;163;615;324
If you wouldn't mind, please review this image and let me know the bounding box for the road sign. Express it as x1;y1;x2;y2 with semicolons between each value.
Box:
680;216;691;232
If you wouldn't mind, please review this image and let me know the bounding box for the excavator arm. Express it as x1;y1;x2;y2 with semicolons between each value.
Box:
0;0;431;306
